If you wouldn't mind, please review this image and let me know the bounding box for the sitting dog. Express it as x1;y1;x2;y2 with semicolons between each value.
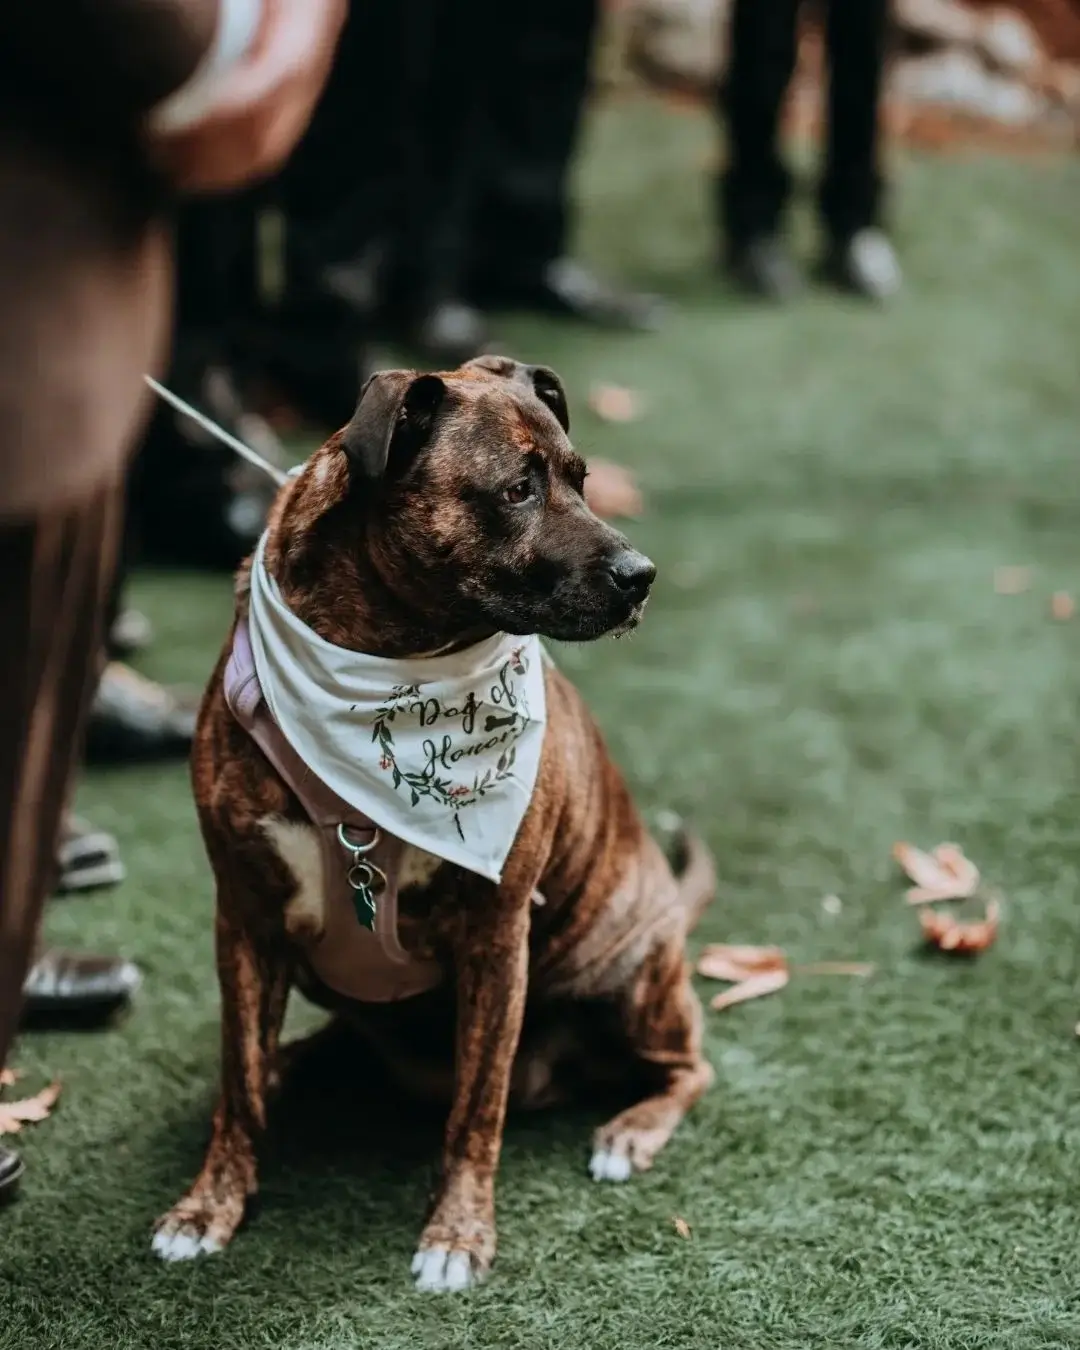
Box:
152;355;716;1291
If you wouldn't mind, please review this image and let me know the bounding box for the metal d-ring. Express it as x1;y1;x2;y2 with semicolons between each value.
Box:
337;823;381;855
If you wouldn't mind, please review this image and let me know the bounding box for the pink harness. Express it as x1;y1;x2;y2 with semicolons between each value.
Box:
223;619;444;1002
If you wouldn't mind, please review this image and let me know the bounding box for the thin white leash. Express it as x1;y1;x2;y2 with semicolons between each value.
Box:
143;374;290;488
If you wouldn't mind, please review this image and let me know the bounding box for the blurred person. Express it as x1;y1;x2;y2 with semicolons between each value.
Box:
283;0;662;372
720;0;902;301
0;0;345;1204
465;1;664;336
124;193;313;569
86;360;282;765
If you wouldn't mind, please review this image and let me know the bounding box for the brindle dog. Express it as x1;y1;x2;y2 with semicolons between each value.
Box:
152;355;716;1291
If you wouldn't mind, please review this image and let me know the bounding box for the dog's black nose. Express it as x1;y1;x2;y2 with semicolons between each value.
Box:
607;549;657;600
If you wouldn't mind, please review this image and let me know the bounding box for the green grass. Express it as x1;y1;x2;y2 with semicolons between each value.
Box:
4;100;1080;1350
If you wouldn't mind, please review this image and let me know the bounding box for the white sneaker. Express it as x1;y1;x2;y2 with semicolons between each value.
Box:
826;228;903;301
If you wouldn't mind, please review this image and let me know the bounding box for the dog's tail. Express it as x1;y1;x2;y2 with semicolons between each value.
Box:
666;821;717;934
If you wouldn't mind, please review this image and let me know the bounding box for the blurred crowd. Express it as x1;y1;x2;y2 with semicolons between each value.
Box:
1;0;901;1200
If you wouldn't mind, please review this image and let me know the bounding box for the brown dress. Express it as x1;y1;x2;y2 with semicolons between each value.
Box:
0;2;217;1066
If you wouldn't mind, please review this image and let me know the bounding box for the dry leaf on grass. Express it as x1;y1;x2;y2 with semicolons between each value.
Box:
583;459;644;520
709;968;791;1011
0;1079;61;1135
919;899;1000;953
892;841;979;904
672;1216;692;1239
697;943;872;1011
697;943;790;1010
588;384;641;423
696;943;787;983
1051;591;1075;621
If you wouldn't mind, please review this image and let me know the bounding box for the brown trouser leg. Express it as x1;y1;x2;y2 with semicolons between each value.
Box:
0;473;126;1069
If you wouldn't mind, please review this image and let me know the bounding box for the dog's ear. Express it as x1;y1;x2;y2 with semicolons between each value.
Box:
341;370;447;480
529;365;569;433
465;354;570;434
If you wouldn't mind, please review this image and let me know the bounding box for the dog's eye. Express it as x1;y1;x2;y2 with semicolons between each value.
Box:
503;479;533;505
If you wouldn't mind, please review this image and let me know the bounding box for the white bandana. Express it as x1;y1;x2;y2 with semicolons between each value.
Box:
247;535;547;883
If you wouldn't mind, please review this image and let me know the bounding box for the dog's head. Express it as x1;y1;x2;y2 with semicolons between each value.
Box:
335;354;655;643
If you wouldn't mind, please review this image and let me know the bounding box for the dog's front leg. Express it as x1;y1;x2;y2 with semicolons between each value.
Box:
152;915;290;1260
411;883;532;1293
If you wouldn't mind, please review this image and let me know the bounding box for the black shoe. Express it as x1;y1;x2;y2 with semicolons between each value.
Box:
409;300;488;366
821;228;902;302
21;949;141;1026
322;249;487;367
0;1147;24;1203
726;235;803;301
477;258;664;331
55;814;125;894
83;663;198;767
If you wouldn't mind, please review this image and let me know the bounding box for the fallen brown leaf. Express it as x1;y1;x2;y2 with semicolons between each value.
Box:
698;944;872;1010
1051;591;1075;621
919;898;1000;954
0;1079;61;1135
696;943;787;983
994;565;1032;595
893;841;980;904
588;384;641;423
583;459;644;520
709;968;791;1011
673;1216;692;1239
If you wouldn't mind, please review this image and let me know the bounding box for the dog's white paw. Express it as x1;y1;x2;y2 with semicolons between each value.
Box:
588;1147;633;1183
151;1226;223;1262
411;1246;479;1293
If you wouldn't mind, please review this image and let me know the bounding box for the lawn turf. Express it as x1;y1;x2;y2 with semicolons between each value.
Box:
2;99;1080;1350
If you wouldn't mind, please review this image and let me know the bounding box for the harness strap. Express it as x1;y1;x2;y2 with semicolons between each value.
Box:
224;619;443;1002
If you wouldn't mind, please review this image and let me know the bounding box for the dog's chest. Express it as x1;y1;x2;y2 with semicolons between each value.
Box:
259;816;447;946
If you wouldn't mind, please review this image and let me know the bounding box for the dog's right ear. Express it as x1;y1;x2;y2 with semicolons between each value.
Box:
464;354;570;433
341;371;447;481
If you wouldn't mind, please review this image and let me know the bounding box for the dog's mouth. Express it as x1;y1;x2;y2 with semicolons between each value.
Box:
488;588;651;644
608;597;649;638
473;547;656;644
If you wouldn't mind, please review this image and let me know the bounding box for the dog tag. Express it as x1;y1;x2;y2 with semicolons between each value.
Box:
351;882;377;931
347;862;379;931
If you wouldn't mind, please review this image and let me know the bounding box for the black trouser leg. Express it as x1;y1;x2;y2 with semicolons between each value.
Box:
819;0;890;242
279;0;488;318
471;0;600;290
276;0;403;280
718;0;803;246
387;0;489;310
174;197;261;353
